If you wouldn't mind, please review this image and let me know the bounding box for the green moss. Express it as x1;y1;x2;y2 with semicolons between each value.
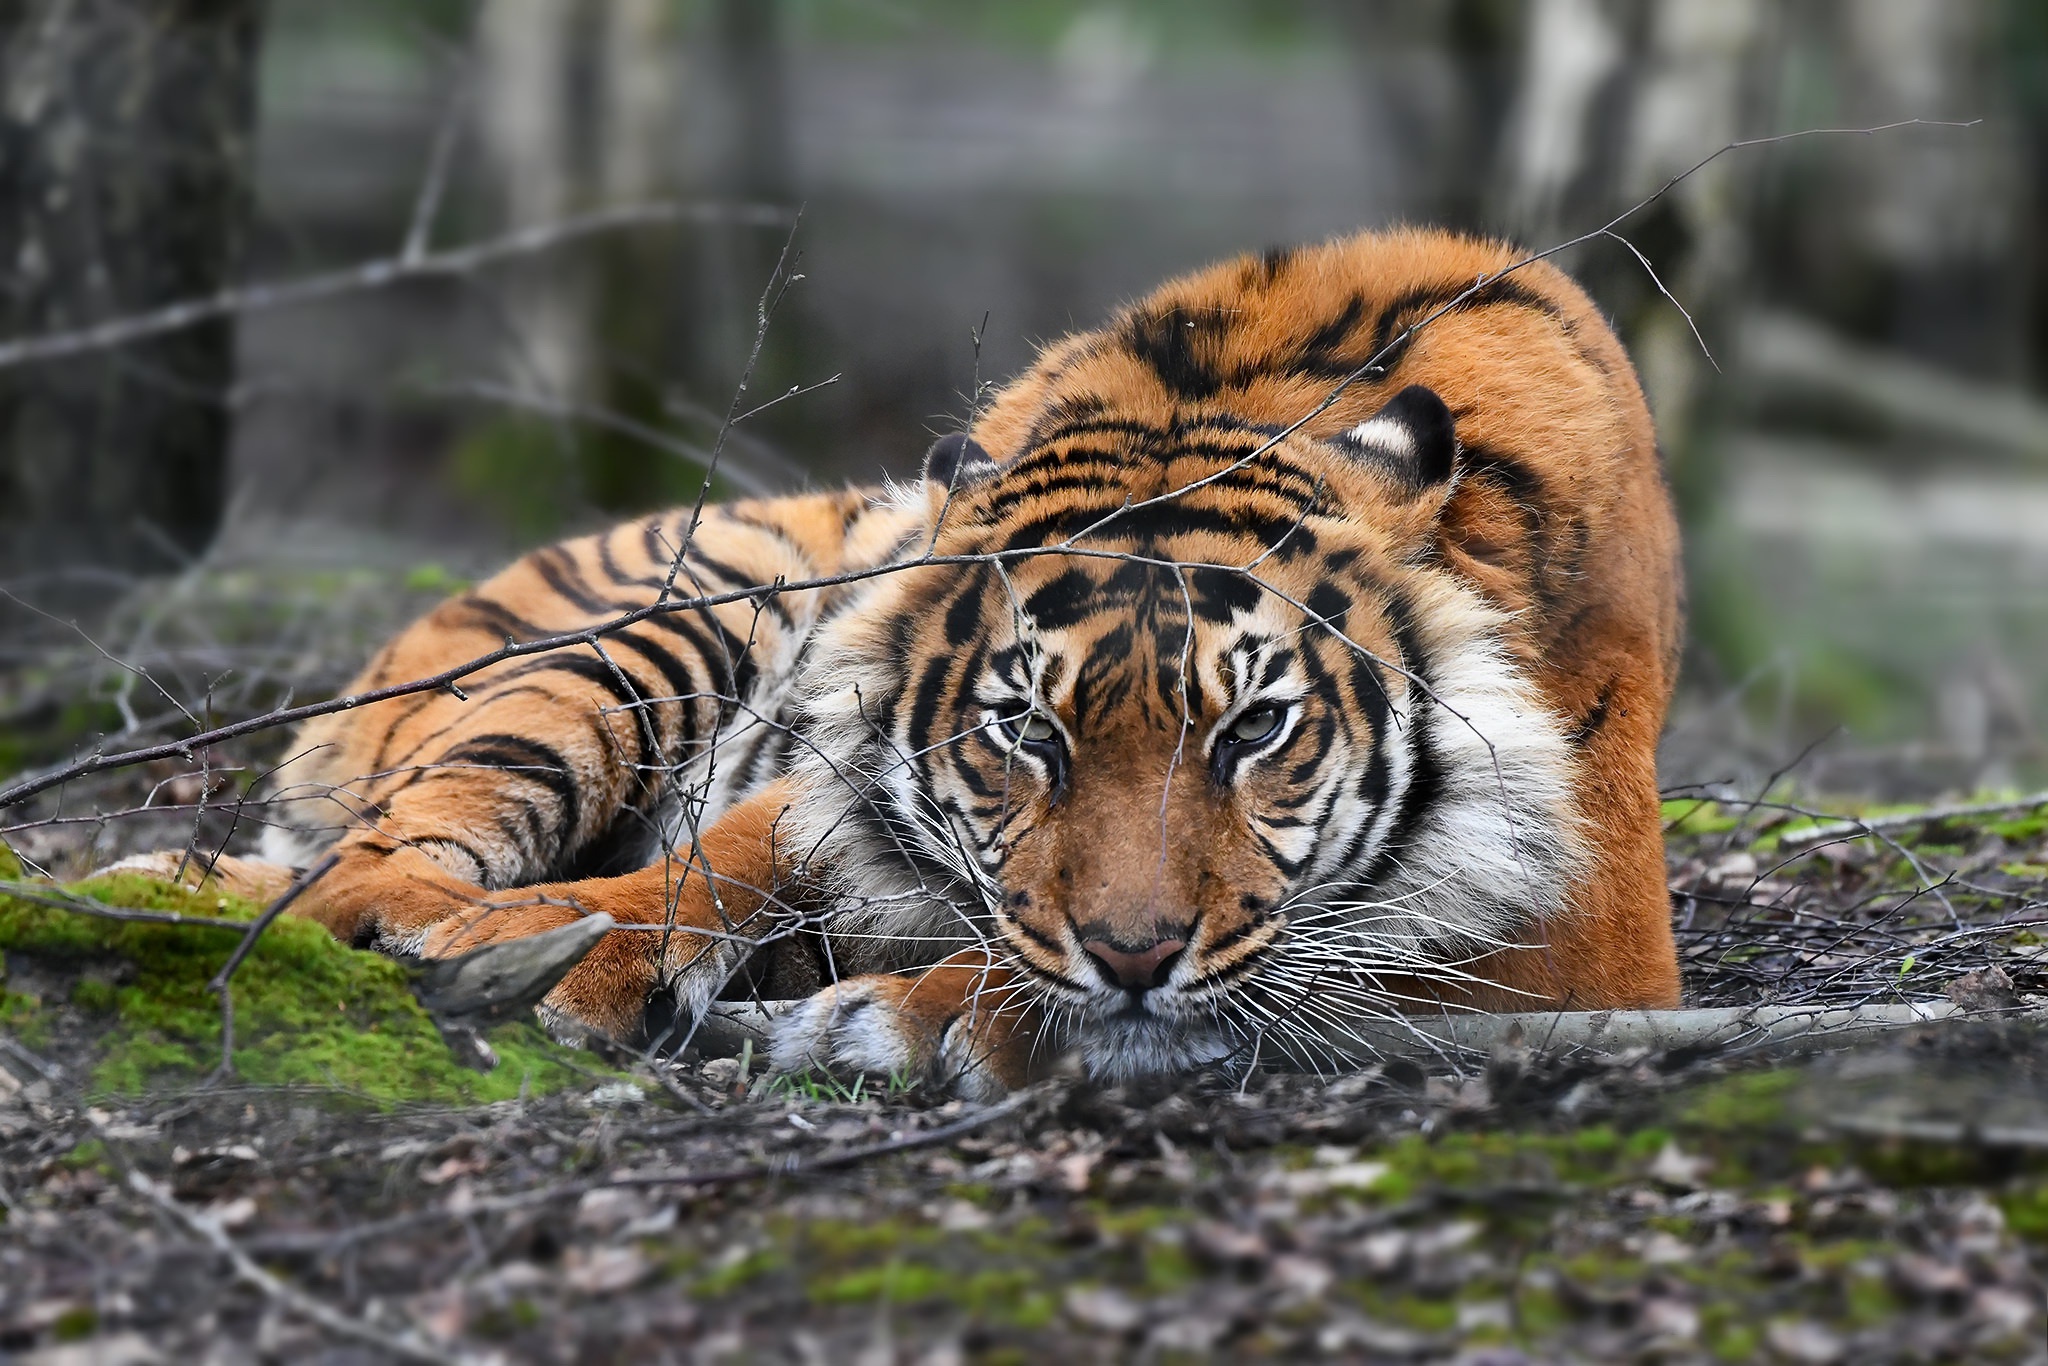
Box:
806;1259;1055;1320
1843;1273;1898;1326
70;977;118;1012
1344;1124;1642;1208
1676;1067;1802;1133
52;1306;99;1342
62;1137;110;1173
1142;1241;1200;1294
1661;798;1744;835
1986;812;2048;843
1847;1134;2037;1188
402;562;472;596
811;1259;952;1305
1095;1203;1183;1238
1;984;45;1046
1998;1181;2048;1241
803;1217;943;1261
1386;1295;1458;1332
1560;1251;1646;1284
1513;1281;1569;1335
696;1248;785;1296
1708;1322;1760;1362
0;870;605;1104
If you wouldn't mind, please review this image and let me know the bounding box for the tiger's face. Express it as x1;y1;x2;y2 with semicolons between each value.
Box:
795;386;1584;1076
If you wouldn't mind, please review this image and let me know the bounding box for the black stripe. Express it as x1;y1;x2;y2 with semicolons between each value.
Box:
1365;275;1566;372
530;546;628;616
609;629;701;705
453;594;548;643
441;733;582;848
1363;587;1441;884
999;500;1313;555
1569;678;1615;750
1456;443;1546;516
1121;303;1230;400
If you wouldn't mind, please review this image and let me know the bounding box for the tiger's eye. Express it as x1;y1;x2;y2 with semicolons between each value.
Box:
1228;706;1283;743
1006;712;1059;744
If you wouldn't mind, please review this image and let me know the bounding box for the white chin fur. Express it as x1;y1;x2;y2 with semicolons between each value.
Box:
1074;1012;1234;1082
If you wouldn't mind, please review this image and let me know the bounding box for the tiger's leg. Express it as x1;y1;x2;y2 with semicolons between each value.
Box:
417;779;803;1038
768;951;1048;1100
258;515;797;951
102;851;299;905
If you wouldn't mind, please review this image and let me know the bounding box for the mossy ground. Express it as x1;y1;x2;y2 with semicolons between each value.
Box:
0;842;603;1105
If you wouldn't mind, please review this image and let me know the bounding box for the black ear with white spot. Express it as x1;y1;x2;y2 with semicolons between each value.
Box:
1332;384;1458;491
923;432;998;490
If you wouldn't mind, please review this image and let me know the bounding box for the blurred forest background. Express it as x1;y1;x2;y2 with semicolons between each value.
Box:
4;0;2047;837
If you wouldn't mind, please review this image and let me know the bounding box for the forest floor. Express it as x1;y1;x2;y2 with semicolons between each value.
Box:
3;793;2047;1364
4;573;2048;1363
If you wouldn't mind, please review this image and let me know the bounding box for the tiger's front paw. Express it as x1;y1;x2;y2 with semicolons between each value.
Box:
767;969;1040;1102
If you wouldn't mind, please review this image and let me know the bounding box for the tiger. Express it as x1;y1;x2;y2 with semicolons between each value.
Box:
117;227;1684;1098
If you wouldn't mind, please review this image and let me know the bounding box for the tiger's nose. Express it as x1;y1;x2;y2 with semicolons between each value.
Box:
1081;935;1187;991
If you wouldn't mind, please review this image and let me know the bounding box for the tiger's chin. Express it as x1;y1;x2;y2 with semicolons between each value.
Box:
1074;1015;1236;1083
1068;993;1239;1083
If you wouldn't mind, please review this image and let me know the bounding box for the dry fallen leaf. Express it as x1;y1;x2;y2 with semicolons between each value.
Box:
1064;1285;1144;1333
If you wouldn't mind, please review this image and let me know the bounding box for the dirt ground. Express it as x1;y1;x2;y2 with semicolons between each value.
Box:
4;796;2048;1364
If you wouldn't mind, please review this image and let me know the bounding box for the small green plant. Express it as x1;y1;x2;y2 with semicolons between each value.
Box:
763;1065;921;1104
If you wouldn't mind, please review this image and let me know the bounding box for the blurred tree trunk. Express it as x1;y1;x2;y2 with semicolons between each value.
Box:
0;0;261;596
685;0;795;378
476;0;694;517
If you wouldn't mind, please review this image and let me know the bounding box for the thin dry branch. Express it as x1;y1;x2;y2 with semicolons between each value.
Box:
128;1171;476;1366
207;854;340;1080
0;878;253;931
1778;791;2048;854
249;1086;1038;1252
0;200;791;373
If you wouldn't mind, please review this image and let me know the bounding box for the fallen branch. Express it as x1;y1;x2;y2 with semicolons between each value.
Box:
706;999;1974;1065
128;1171;476;1366
0;1033;63;1082
1824;1113;2048;1150
0;878;252;931
1777;792;2048;854
409;911;614;1024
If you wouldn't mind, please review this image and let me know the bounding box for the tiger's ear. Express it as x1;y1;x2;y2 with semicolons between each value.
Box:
1329;385;1458;501
923;432;998;491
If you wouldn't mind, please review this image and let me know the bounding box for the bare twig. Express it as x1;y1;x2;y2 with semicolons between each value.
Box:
128;1171;476;1366
258;1086;1038;1251
0;1033;63;1081
429;378;791;494
0;200;792;373
0;878;253;930
206;854;341;1081
400;9;477;266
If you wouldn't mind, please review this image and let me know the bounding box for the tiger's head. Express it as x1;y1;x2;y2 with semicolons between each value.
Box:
792;384;1585;1077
